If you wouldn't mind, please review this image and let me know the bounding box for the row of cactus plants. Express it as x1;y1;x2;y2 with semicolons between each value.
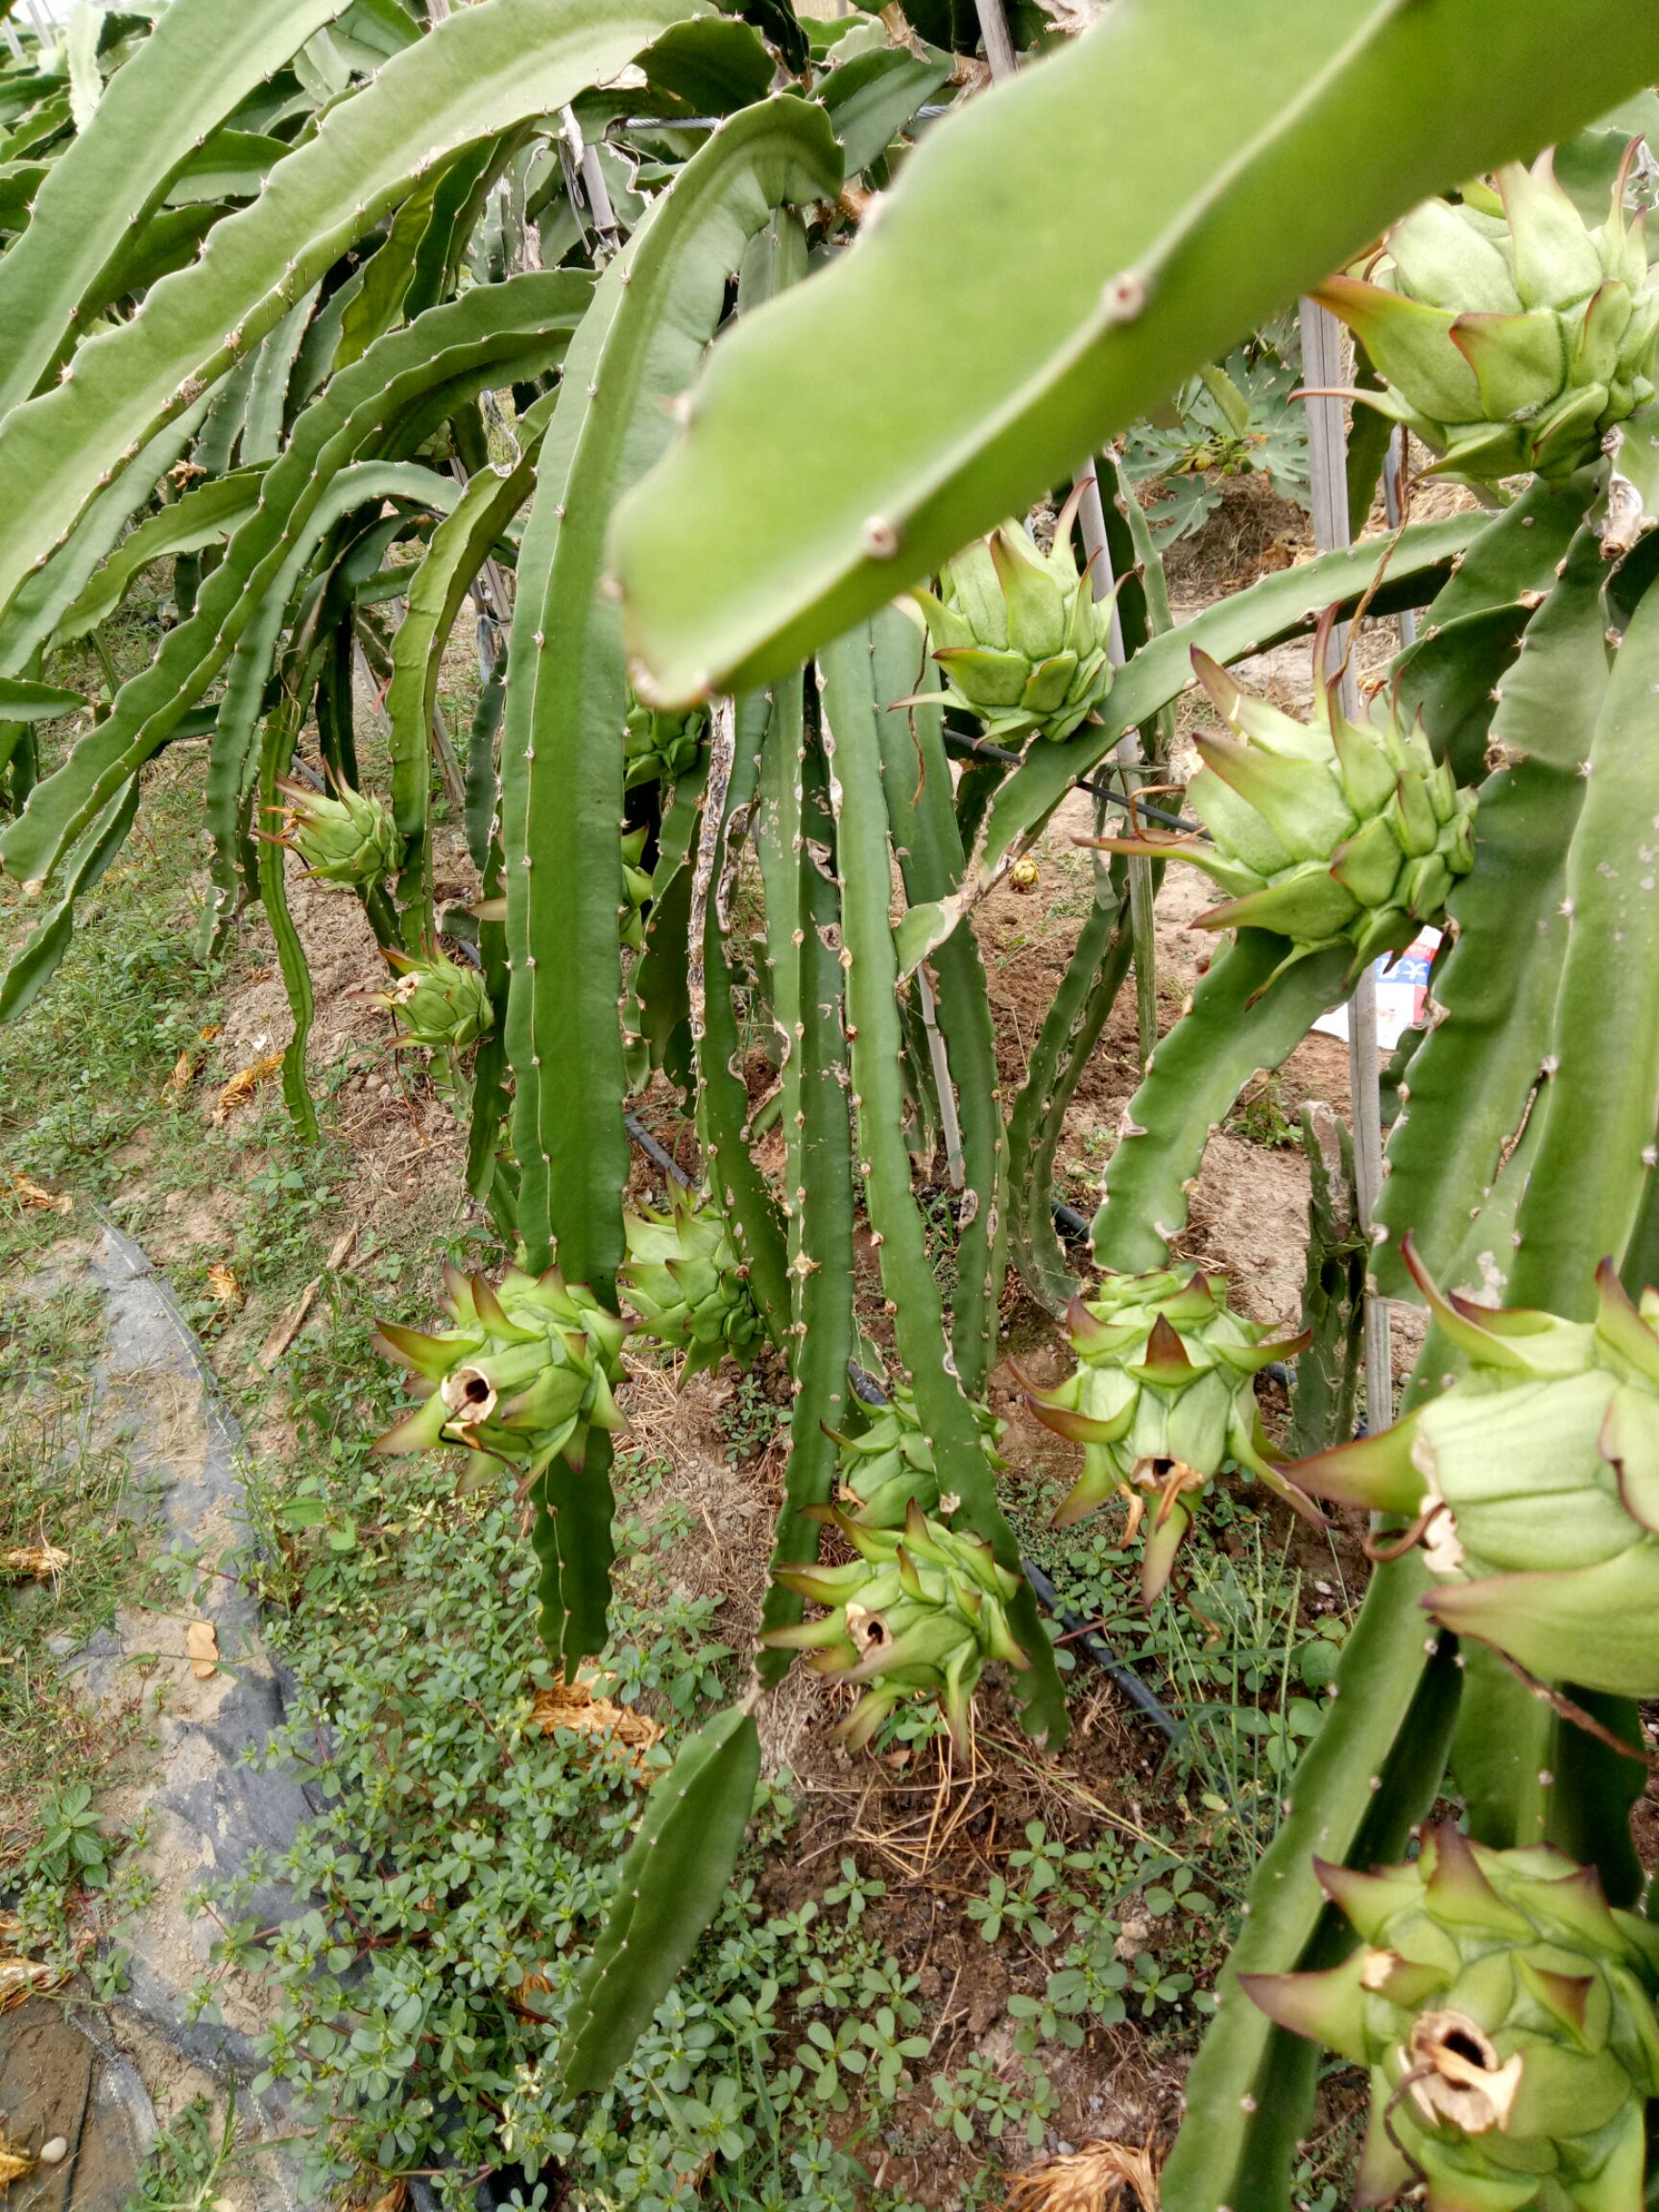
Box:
8;0;1659;2203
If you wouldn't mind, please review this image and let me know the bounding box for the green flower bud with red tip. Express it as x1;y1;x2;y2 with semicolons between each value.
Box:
760;1501;1029;1751
1242;1823;1659;2212
910;482;1117;747
1286;1239;1659;1696
373;1262;628;1480
828;1382;1005;1531
1017;1267;1317;1603
373;946;493;1052
270;771;403;889
623;695;709;791
1098;644;1476;993
1314;150;1659;483
619;1186;765;1380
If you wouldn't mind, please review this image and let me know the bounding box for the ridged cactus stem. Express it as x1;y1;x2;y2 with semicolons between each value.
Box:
1071;456;1159;1071
757;685;854;1674
869;609;1006;1395
558;1702;761;2094
1006;876;1134;1317
692;693;791;1339
821;620;1068;1747
1092;929;1351;1275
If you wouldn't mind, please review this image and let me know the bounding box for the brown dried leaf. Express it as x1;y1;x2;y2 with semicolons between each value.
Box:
10;1172;71;1214
352;2185;408;2212
2;1544;69;1579
0;2134;31;2187
212;1049;284;1124
206;1262;241;1306
0;1957;65;2017
531;1669;662;1777
1002;2138;1162;2212
185;1620;220;1680
164;1047;198;1094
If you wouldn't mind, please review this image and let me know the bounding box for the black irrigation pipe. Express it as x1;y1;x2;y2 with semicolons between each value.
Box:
625;1111;691;1188
1022;1555;1181;1742
941;725;1199;836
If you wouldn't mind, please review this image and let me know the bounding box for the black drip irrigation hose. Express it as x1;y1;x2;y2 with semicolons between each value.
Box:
625;1111;691;1188
941;726;1199;836
1021;1555;1180;1743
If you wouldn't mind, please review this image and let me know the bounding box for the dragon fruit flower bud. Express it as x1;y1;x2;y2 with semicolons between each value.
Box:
828;1381;1005;1531
761;1501;1029;1751
373;946;493;1051
374;1262;628;1480
911;482;1117;747
1017;1266;1317;1604
271;772;403;890
1315;150;1659;483
623;695;709;791
619;1185;766;1380
1243;1823;1659;2212
1095;647;1477;993
1286;1238;1659;1695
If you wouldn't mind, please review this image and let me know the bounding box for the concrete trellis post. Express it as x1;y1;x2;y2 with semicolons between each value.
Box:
1299;294;1392;1429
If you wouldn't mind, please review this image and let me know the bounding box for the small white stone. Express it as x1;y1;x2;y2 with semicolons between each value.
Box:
39;2139;68;2167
